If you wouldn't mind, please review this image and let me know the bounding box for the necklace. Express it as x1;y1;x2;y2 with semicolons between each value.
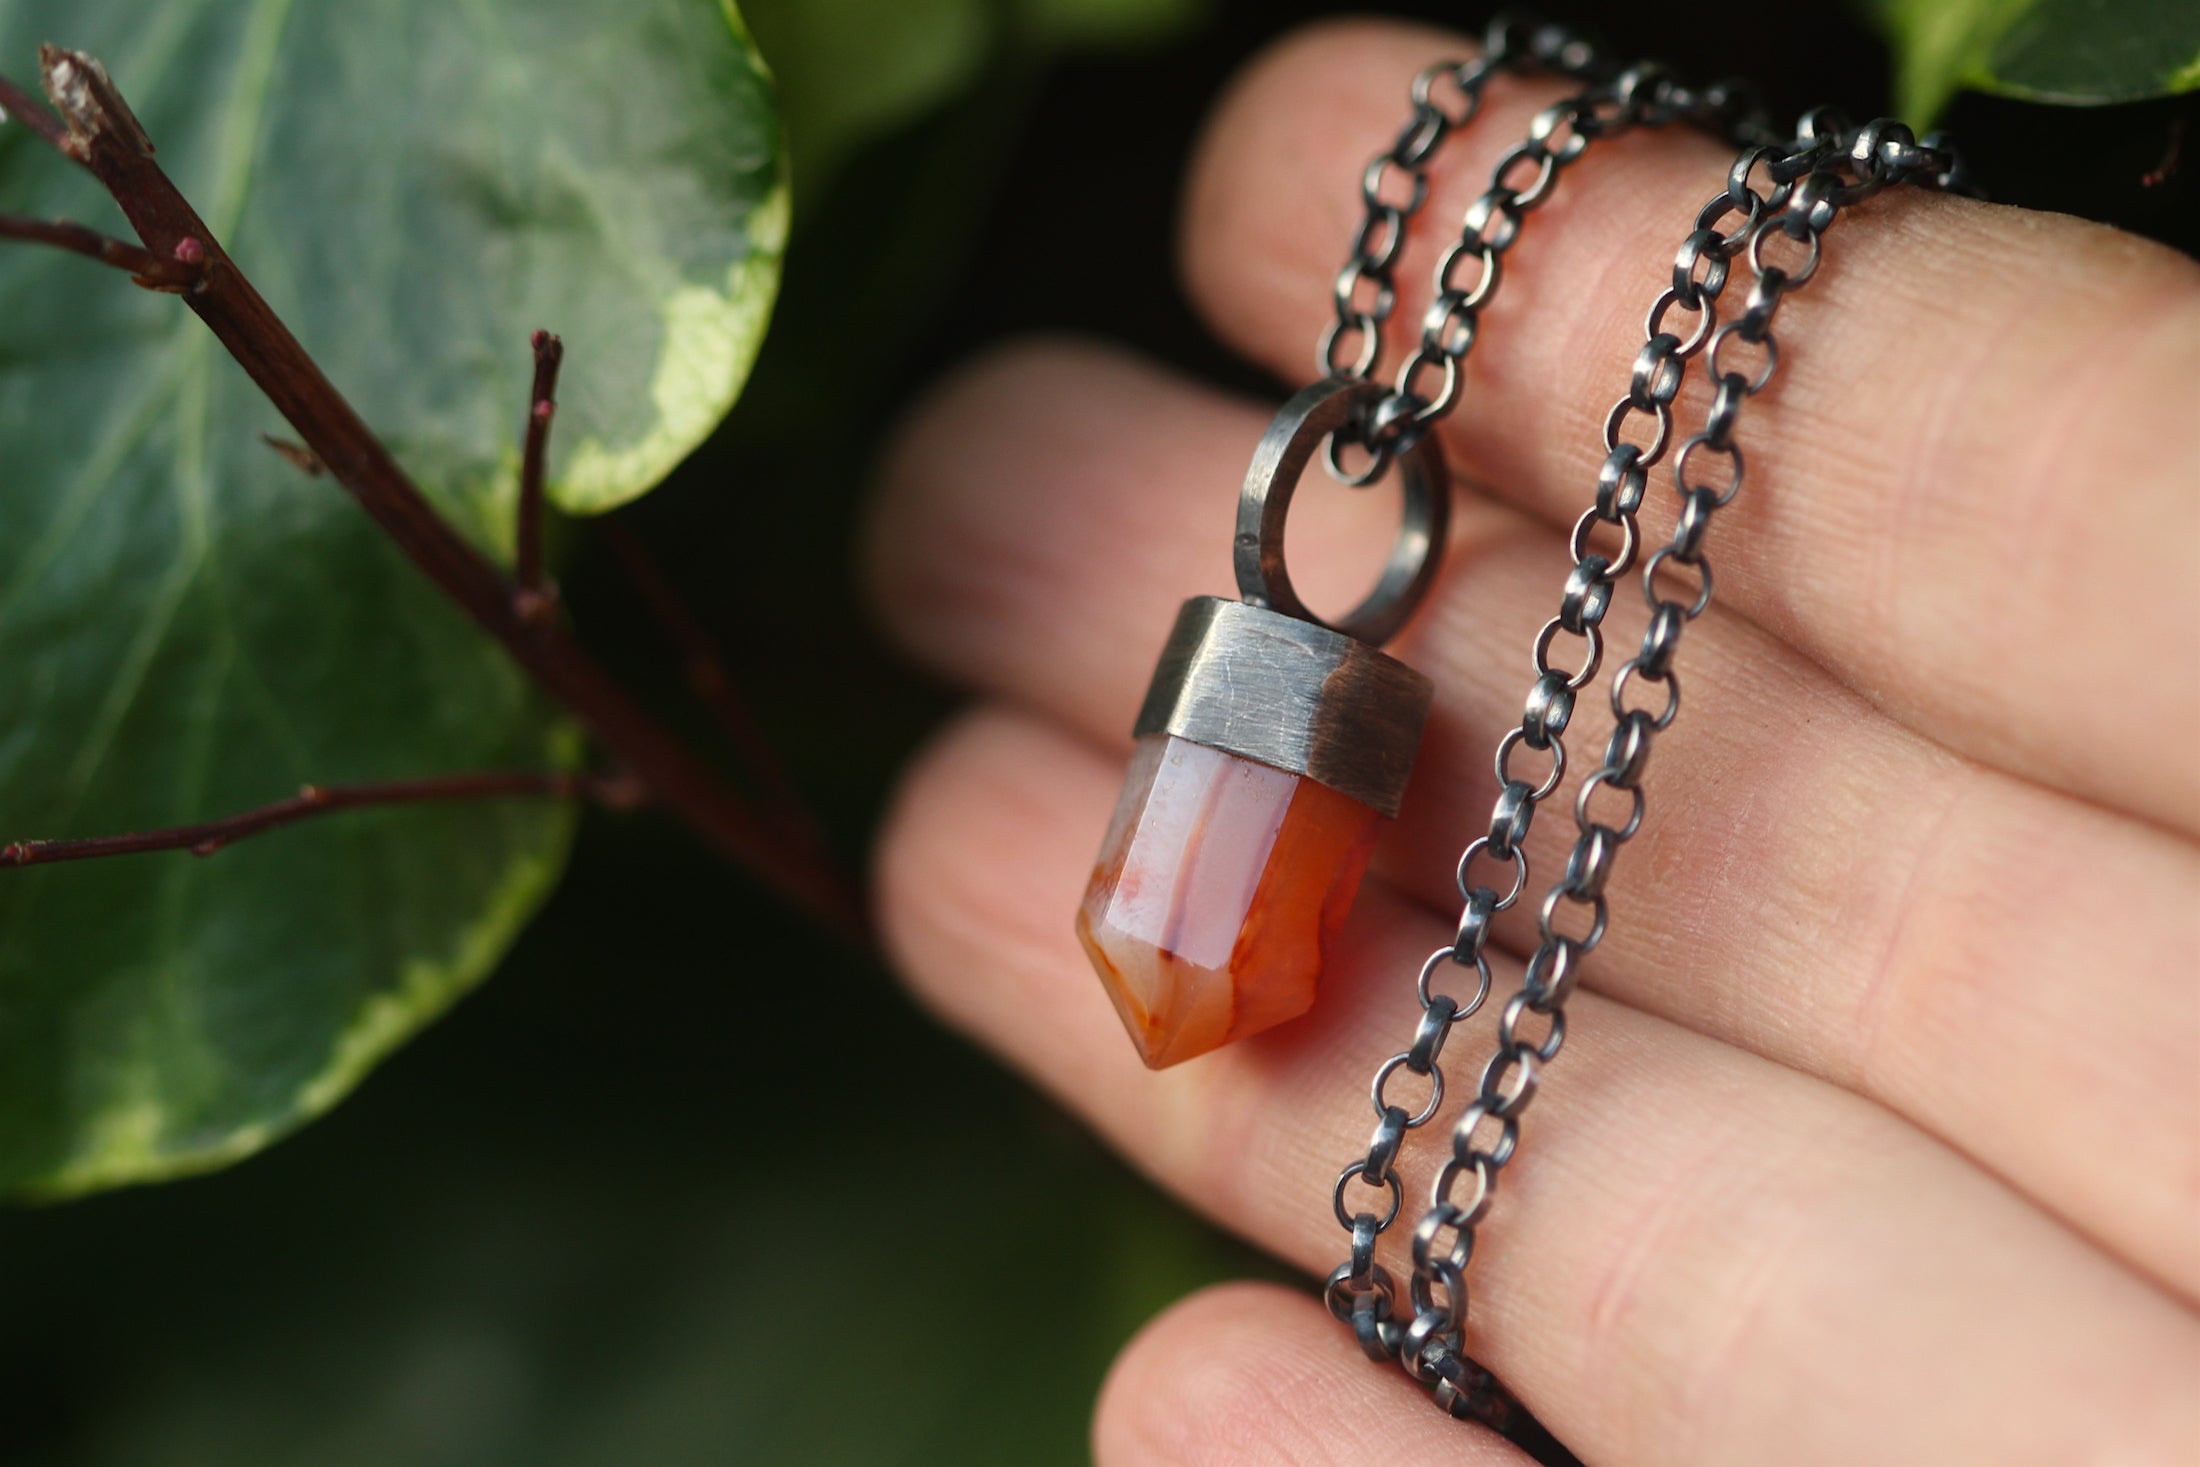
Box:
1070;10;1975;1425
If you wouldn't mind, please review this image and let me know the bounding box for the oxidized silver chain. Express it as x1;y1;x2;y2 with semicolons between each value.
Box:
1320;15;1767;488
1315;19;1975;1428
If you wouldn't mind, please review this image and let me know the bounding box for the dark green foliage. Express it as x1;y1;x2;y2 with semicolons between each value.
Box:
0;0;786;1196
1874;0;2200;122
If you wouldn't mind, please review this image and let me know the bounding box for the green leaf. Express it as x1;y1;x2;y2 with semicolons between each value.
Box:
0;0;786;1197
742;0;992;195
743;0;1207;196
1873;0;2200;124
1013;0;1209;49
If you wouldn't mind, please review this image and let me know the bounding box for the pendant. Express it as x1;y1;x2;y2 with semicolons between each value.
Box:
1077;380;1449;1067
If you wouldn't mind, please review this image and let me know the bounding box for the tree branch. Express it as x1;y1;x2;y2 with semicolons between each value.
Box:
0;47;868;940
0;770;639;867
0;211;203;289
0;69;70;155
595;516;829;860
514;329;562;621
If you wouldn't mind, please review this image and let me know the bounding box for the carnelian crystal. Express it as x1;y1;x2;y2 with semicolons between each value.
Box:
1077;734;1383;1068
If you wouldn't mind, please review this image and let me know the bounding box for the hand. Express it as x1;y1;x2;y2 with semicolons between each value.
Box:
863;19;2200;1465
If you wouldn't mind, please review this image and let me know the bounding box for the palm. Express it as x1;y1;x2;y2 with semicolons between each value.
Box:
864;18;2200;1466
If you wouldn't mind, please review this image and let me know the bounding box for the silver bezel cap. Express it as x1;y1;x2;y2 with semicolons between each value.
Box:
1131;596;1434;817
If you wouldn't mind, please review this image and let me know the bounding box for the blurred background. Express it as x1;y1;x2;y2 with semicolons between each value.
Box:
2;2;2190;1463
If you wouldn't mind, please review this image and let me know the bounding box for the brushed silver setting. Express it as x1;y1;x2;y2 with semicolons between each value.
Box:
1132;596;1434;818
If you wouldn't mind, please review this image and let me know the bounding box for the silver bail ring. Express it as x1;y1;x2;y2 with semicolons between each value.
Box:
1235;377;1451;647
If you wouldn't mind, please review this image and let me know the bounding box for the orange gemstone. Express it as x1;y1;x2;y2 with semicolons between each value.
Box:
1077;734;1384;1068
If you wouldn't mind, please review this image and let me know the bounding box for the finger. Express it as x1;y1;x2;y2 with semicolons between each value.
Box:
1094;1283;1537;1467
877;706;2200;1465
1179;18;2200;834
866;339;2200;1301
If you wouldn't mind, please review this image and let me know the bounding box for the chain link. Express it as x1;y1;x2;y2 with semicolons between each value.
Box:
1321;12;1767;1393
1321;16;1771;489
1320;17;1594;390
1320;44;1974;1418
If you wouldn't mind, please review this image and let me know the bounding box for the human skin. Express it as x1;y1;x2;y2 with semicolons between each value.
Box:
863;18;2200;1466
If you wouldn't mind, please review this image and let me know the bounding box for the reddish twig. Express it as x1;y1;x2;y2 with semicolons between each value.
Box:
0;211;203;289
2142;116;2184;188
594;516;830;859
514;330;563;622
0;47;867;940
0;770;640;867
0;69;69;155
260;433;326;476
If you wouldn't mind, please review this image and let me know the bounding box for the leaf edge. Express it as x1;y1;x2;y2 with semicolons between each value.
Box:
9;795;581;1203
